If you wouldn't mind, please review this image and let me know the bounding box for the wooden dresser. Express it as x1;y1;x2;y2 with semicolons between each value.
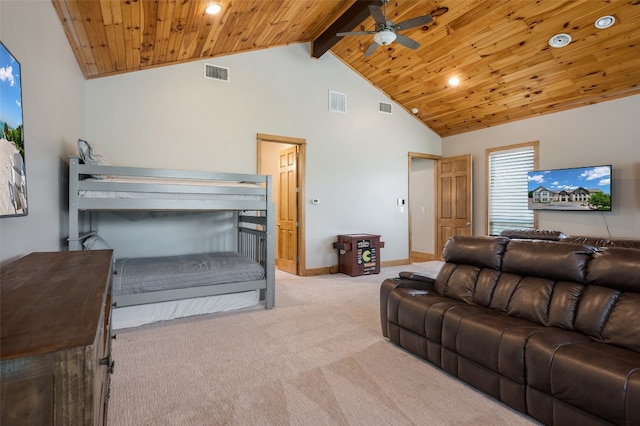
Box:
1;250;114;425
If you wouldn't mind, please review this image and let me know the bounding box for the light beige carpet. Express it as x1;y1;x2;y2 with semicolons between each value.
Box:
108;263;539;425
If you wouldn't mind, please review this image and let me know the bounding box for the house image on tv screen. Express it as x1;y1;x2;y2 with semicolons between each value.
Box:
527;165;612;211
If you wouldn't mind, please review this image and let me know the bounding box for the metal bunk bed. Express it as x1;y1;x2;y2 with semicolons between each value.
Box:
68;156;275;316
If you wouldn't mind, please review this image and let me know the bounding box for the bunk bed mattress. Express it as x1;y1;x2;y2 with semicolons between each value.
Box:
113;251;264;296
79;176;264;201
112;291;260;329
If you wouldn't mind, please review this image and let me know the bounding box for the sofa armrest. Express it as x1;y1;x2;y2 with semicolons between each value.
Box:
380;273;435;337
398;271;437;284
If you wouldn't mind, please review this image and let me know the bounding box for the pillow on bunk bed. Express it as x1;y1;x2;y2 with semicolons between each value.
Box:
78;139;110;178
83;234;112;250
83;235;116;268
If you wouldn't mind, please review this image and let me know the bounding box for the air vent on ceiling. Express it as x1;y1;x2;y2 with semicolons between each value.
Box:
204;64;229;82
378;101;392;114
329;90;347;113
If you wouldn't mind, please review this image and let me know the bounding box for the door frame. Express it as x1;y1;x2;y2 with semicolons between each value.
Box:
408;152;473;261
408;152;441;262
257;133;307;276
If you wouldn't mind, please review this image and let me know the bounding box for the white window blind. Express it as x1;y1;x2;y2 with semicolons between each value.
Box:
488;145;535;235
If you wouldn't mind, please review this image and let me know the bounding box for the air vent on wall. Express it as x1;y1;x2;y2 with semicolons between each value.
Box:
329;90;347;113
204;63;229;82
378;101;392;114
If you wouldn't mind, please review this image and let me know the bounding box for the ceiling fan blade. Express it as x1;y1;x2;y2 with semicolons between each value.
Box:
337;31;376;36
393;14;433;31
395;34;420;50
364;42;379;57
369;5;386;26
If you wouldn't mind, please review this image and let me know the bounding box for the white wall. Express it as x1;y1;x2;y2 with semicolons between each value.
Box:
0;1;85;264
84;44;442;268
442;94;640;239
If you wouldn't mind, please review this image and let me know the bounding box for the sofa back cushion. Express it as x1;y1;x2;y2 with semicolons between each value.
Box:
472;268;502;307
442;236;509;270
561;235;640;250
435;264;479;303
502;240;594;283
434;263;502;307
488;273;522;312
600;293;640;352
436;236;508;304
505;277;554;324
500;228;566;241
547;282;584;330
573;286;620;337
587;247;640;292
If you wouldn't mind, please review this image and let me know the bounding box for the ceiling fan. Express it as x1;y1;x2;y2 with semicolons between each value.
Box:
337;0;433;56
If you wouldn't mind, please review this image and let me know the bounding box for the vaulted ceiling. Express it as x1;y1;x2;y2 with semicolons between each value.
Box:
51;0;640;137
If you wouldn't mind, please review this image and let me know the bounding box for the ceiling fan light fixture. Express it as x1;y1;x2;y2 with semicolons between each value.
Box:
548;33;572;48
374;30;397;46
595;15;615;29
205;3;222;15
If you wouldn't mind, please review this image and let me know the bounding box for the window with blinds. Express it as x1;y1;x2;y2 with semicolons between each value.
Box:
487;143;537;235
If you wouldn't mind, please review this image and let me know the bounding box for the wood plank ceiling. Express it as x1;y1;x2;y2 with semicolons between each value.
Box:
51;0;640;137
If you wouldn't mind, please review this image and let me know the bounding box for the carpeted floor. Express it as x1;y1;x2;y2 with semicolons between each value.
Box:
107;263;539;425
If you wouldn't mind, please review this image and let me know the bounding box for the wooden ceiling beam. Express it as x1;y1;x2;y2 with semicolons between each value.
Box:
311;0;377;59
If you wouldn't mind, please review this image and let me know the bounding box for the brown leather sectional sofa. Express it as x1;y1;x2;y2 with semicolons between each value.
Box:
380;235;640;425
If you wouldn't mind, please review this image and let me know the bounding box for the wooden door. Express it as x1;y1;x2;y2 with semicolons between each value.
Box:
277;146;298;274
436;154;472;259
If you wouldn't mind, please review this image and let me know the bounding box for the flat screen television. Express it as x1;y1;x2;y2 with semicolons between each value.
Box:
1;41;27;217
527;165;612;211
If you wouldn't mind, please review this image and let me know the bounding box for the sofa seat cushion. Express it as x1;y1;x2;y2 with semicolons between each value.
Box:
525;329;593;393
548;342;640;425
447;311;545;383
387;288;467;338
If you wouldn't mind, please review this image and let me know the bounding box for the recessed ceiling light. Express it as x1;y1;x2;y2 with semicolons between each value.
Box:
448;77;460;86
206;3;222;14
549;33;572;48
595;15;615;29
